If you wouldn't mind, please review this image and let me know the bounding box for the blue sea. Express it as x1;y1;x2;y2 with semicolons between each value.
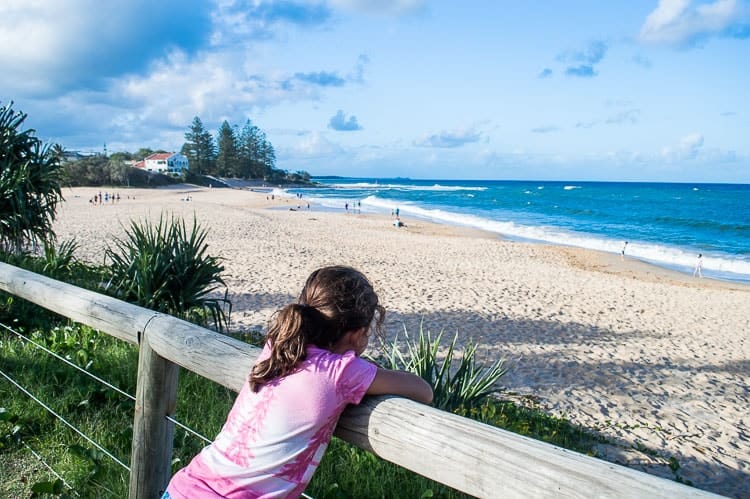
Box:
281;178;750;284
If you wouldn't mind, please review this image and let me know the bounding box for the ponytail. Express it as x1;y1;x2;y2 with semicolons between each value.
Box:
249;303;327;392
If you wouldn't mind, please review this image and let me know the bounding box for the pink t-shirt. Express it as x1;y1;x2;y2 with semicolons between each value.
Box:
166;344;377;498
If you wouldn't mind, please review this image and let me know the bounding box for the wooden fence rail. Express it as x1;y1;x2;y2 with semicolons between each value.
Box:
0;262;721;498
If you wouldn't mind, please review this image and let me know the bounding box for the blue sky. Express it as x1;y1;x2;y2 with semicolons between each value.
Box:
2;1;749;182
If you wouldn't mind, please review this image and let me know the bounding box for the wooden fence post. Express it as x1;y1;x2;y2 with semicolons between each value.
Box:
129;325;179;499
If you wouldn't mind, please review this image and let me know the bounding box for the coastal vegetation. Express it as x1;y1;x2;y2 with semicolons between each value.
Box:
0;102;65;255
103;216;230;332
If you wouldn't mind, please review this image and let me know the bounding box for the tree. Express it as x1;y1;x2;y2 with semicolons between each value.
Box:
62;155;108;186
262;140;276;176
237;119;257;179
215;120;239;177
109;151;133;162
183;117;215;175
0;102;65;254
134;148;154;160
107;157;129;185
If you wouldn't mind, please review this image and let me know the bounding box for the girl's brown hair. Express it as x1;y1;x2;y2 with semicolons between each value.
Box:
249;266;385;391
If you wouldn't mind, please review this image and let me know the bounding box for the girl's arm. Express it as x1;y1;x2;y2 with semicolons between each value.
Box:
366;368;433;404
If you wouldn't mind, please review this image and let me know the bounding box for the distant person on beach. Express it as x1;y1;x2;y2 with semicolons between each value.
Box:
693;254;703;278
163;266;432;499
621;241;628;260
393;217;406;228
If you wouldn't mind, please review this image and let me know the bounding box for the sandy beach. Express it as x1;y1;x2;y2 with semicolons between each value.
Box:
53;185;749;497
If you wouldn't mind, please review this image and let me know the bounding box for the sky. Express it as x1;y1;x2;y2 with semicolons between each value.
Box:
2;1;749;182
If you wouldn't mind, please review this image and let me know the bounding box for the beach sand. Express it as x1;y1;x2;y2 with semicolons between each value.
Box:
54;186;749;497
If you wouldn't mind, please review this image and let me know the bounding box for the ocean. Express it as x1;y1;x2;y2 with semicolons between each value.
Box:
281;178;750;284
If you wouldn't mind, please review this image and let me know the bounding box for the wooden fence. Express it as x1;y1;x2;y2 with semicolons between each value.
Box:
0;262;721;498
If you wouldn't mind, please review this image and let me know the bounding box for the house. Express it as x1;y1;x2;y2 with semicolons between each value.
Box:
139;152;189;175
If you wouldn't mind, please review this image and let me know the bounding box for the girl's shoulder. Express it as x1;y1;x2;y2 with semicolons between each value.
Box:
306;345;373;375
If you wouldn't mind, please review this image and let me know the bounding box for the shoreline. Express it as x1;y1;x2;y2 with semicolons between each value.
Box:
279;184;750;287
273;187;748;291
53;185;750;496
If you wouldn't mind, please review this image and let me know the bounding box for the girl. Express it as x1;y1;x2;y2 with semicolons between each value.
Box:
164;266;433;498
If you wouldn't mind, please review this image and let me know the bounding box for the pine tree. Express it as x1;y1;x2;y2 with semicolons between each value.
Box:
183;117;216;175
215;121;239;177
237;120;258;179
262;140;276;178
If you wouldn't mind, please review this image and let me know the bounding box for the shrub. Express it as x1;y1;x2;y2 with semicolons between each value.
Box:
103;215;230;330
378;323;508;411
0;101;64;254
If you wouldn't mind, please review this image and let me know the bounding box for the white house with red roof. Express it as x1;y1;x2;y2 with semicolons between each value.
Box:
137;152;189;175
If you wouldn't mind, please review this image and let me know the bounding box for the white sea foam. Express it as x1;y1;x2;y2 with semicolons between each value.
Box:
356;195;750;281
326;182;486;192
563;185;580;190
271;187;290;198
288;191;750;281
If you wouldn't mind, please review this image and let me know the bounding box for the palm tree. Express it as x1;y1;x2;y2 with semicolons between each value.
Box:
0;101;65;254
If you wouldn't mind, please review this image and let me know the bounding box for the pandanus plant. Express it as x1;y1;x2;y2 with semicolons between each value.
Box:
0;101;64;255
104;215;231;331
378;322;509;411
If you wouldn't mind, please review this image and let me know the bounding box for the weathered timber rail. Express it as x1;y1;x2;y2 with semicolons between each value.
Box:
0;262;721;498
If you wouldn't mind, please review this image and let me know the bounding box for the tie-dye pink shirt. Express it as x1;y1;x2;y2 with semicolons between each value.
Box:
166;344;377;498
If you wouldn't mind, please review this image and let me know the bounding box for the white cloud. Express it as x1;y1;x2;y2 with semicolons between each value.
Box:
639;0;747;45
414;127;482;148
293;131;342;156
328;110;363;131
0;0;212;96
0;1;91;93
661;132;705;160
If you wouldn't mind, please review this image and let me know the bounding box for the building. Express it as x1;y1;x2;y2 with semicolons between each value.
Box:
139;153;189;175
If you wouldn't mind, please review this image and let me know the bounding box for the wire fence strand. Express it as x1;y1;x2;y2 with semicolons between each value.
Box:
0;366;130;471
21;441;80;497
0;322;135;401
1;321;215;442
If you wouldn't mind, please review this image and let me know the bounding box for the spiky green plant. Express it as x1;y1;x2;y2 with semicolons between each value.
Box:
0;101;64;254
379;323;508;411
104;215;230;331
41;239;79;278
